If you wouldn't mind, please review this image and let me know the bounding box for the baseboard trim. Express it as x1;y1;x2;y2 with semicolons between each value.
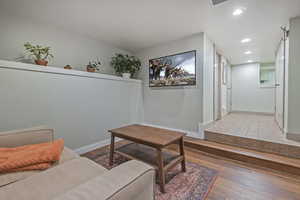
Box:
287;132;300;142
74;123;203;154
140;123;202;139
200;120;215;128
74;138;122;155
231;110;274;116
198;121;215;139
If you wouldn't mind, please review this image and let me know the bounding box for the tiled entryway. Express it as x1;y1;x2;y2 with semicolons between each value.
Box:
204;112;300;159
206;112;300;146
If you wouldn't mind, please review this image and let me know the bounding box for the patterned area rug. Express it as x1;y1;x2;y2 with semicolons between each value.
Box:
83;149;218;200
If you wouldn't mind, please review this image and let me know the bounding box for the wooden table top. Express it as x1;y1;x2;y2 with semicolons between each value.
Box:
109;124;186;148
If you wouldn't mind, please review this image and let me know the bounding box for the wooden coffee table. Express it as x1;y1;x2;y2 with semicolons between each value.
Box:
108;124;186;193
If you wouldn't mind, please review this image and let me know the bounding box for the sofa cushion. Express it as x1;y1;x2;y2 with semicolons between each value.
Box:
59;147;80;164
0;157;107;200
0;147;79;187
0;127;54;148
52;160;155;200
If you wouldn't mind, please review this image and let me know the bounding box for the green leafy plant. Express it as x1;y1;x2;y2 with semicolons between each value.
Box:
24;42;54;61
87;58;101;71
111;54;141;76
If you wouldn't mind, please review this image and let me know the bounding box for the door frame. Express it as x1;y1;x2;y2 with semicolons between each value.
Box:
275;27;288;132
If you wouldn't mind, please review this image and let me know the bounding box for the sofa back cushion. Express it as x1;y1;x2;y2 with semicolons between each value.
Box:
0;127;54;148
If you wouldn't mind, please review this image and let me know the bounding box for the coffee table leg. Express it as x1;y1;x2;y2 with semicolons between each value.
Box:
179;137;186;172
109;134;115;166
157;149;166;193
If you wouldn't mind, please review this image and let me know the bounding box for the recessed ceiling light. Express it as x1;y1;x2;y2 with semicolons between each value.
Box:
241;38;251;43
233;8;243;16
247;60;253;63
245;51;252;55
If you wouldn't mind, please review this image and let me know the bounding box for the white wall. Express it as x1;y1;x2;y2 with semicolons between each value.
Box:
287;17;300;138
231;63;275;114
136;34;204;134
0;14;130;74
0;62;143;150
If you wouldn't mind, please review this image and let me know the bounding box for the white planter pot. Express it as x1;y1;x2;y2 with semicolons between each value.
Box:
122;73;131;79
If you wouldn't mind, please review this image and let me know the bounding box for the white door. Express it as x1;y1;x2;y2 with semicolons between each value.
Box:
275;39;285;130
226;63;232;113
214;53;222;120
221;59;229;117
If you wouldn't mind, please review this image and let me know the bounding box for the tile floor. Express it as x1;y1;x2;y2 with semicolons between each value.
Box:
205;112;300;147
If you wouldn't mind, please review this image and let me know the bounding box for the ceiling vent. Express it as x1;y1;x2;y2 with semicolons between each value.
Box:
211;0;229;6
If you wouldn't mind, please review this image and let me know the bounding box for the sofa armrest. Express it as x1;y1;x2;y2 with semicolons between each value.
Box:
0;126;54;147
53;160;155;200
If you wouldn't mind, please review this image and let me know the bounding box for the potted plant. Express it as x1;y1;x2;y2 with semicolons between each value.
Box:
111;54;141;78
86;59;101;72
24;42;54;66
64;65;72;70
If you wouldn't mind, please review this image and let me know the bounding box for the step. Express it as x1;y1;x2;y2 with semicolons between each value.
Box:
184;137;300;176
205;130;300;159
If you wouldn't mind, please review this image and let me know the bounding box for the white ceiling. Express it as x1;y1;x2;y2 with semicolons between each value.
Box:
1;0;300;64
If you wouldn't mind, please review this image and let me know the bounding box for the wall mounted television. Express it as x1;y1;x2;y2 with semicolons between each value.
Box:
149;50;196;87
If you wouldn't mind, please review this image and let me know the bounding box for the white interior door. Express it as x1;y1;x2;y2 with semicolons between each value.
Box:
214;53;222;120
275;40;285;130
226;64;232;113
221;59;228;117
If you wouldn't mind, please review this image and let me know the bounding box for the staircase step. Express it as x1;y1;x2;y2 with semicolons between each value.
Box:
205;130;300;159
184;137;300;176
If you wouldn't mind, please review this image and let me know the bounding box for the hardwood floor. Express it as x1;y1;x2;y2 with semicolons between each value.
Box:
176;146;300;200
183;137;300;176
84;140;300;200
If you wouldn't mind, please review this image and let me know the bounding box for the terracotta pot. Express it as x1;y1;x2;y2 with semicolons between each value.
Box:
35;59;48;66
87;66;96;72
64;65;72;70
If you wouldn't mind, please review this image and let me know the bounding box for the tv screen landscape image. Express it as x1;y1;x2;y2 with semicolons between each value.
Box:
149;50;196;87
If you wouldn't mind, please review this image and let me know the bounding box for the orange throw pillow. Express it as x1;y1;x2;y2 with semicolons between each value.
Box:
0;139;64;173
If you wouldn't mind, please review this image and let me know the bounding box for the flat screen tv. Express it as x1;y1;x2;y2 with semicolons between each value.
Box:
149;50;196;87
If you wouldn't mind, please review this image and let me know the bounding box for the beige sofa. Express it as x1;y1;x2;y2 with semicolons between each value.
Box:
0;127;155;200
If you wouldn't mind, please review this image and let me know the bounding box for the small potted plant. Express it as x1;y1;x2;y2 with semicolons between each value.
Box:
86;59;101;72
110;54;141;78
24;42;54;66
64;65;72;70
